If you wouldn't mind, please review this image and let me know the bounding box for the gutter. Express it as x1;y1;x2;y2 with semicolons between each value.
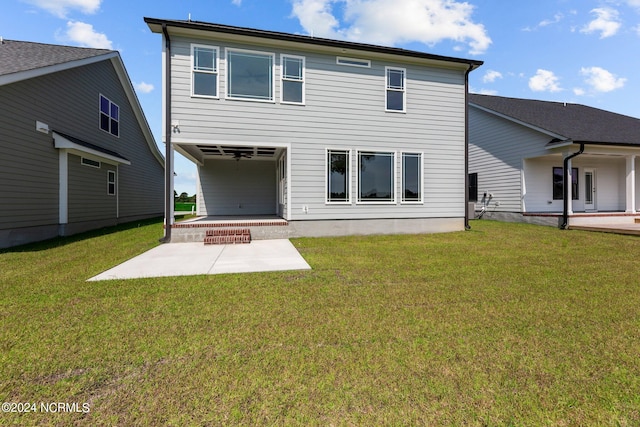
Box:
560;143;584;230
160;23;173;243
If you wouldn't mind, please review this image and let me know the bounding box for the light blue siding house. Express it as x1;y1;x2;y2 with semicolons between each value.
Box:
469;94;640;228
145;18;482;240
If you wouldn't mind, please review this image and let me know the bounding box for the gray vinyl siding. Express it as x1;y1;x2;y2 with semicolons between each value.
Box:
170;36;467;220
198;159;276;215
0;84;60;229
469;106;551;213
0;58;163;237
67;154;117;221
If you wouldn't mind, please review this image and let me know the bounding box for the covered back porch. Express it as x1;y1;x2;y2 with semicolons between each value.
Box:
175;141;290;221
522;144;640;227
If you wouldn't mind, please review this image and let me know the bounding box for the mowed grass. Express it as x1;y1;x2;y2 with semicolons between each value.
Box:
1;220;639;426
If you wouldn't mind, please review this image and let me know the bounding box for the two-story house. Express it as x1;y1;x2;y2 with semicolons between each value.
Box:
0;40;164;249
145;18;482;240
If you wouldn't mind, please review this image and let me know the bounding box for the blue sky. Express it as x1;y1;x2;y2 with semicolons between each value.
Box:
2;0;639;195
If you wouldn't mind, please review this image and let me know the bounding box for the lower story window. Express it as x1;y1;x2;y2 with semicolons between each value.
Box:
402;152;422;203
553;166;578;200
468;172;478;202
358;151;395;203
107;170;116;196
327;150;350;203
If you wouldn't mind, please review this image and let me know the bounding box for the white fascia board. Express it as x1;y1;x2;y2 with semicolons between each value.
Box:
53;132;131;165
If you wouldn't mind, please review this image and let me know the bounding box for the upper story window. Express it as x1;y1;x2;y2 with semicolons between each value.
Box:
336;57;371;68
227;49;275;102
281;55;305;104
386;67;406;112
192;44;219;98
99;94;119;137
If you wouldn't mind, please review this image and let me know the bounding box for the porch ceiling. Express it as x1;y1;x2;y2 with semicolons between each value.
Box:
176;143;285;163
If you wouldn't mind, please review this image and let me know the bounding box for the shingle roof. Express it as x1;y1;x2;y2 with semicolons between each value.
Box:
469;93;640;146
0;39;112;77
144;17;483;70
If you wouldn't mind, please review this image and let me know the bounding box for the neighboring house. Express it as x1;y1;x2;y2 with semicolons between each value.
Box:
0;40;165;249
469;93;640;228
145;18;482;240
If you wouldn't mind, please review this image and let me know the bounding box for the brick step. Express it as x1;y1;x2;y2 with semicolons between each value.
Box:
204;234;251;245
203;228;251;245
205;228;251;237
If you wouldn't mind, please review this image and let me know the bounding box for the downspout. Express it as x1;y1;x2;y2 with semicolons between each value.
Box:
464;64;473;230
160;23;173;243
560;143;584;230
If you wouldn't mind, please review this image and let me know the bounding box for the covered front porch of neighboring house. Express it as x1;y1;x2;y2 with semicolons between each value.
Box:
170;141;291;243
522;144;640;229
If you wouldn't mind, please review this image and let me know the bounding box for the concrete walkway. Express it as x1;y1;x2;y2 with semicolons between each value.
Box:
89;239;311;281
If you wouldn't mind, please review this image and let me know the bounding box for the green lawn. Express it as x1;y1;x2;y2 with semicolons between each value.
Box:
1;220;639;426
174;202;196;212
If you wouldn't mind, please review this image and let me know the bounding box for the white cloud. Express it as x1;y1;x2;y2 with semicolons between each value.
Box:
291;0;491;55
624;0;640;9
232;0;242;5
573;87;586;96
135;82;154;94
539;12;564;27
529;69;562;92
482;70;502;83
64;21;112;49
580;66;626;92
24;0;101;18
581;8;621;38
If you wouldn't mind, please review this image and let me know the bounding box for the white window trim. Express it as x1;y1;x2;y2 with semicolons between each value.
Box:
356;150;397;204
280;54;305;105
191;43;219;99
336;56;371;68
81;157;101;169
107;170;116;196
226;48;276;103
326;148;352;204
99;94;119;138
385;67;406;113
400;152;424;204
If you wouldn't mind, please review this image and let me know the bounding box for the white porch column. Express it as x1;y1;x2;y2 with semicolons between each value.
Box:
565;155;573;215
626;155;636;213
59;150;68;225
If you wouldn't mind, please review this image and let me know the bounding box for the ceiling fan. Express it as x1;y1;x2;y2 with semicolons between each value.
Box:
230;150;253;161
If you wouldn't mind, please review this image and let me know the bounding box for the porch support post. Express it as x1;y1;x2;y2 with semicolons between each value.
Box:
626;155;636;213
565;156;574;215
